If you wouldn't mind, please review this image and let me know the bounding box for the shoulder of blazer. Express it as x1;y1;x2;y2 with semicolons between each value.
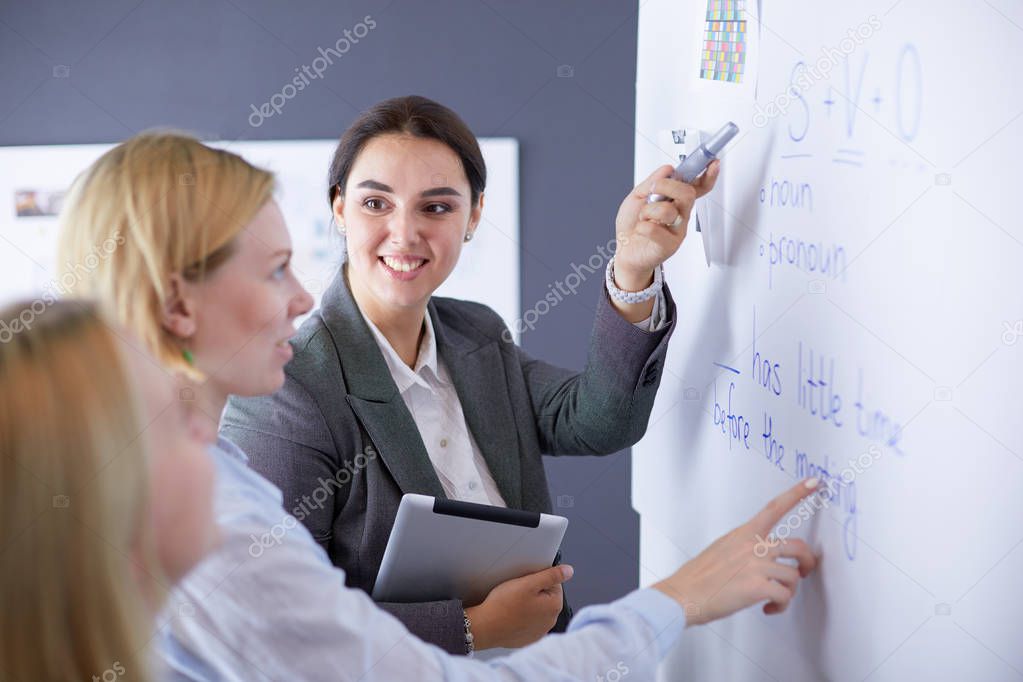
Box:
429;295;511;348
284;311;346;390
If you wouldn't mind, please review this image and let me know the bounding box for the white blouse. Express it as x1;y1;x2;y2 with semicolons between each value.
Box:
363;311;507;506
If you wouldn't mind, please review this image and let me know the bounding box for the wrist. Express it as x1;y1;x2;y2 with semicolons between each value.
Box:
464;604;493;650
652;581;701;627
613;264;655;292
605;257;662;310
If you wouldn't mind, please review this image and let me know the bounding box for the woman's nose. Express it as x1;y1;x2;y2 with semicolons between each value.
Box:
290;279;314;318
387;209;421;246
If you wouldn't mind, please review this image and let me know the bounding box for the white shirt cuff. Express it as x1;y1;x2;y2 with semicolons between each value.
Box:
619;286;668;332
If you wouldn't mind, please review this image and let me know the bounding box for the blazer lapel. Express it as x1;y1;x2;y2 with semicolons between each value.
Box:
432;304;523;509
318;271;446;499
345;395;447;499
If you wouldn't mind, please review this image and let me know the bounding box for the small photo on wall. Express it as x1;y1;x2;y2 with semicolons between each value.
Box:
14;189;66;217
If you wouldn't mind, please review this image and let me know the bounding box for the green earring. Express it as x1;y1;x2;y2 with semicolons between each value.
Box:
182;348;194;366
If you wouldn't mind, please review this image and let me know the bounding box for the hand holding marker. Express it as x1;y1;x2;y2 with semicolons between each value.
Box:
648;121;739;205
645;121;737;266
611;123;735;299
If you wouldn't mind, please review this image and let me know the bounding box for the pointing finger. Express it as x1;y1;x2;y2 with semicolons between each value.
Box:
750;478;822;537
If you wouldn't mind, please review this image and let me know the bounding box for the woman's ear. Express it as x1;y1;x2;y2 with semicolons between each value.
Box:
162;273;198;340
468;192;485;236
332;192;346;234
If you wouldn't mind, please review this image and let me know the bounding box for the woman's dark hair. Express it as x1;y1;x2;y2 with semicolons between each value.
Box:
327;95;487;208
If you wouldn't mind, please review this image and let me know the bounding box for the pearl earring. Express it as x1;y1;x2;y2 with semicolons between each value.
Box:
464;231;474;243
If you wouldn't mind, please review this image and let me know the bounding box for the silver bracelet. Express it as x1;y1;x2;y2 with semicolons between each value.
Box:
605;256;663;304
463;611;475;656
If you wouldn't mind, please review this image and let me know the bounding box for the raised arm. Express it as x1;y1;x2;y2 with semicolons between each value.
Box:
516;285;676;456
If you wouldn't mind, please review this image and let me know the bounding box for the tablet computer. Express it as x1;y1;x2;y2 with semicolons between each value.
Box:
371;494;568;607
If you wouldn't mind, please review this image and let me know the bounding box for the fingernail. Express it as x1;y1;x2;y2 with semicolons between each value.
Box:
804;477;820;489
562;565;574;580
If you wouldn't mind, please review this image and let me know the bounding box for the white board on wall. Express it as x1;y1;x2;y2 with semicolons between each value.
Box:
633;1;1023;681
0;138;519;337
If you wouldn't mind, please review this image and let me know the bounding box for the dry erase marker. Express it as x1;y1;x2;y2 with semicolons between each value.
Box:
648;121;739;203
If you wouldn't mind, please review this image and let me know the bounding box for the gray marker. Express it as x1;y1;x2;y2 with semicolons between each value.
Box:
648;121;739;202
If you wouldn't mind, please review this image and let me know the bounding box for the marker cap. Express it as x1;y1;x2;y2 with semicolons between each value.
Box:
703;122;739;156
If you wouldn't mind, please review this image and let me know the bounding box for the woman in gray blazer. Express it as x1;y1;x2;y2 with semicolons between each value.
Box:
221;95;719;655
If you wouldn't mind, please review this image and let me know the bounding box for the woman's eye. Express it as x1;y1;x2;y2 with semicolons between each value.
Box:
363;198;387;210
272;262;290;280
423;203;452;215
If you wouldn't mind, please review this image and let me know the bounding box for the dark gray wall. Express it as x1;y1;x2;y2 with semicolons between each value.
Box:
0;0;641;610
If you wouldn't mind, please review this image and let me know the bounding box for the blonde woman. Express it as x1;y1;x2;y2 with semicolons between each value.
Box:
59;131;819;681
0;300;217;681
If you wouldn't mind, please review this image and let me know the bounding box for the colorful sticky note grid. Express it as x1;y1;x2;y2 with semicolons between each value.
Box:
699;0;747;83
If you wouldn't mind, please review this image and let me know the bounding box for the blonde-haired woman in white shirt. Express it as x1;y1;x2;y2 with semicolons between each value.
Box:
0;300;217;681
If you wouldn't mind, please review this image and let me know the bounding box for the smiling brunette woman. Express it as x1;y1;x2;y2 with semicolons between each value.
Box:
222;95;720;654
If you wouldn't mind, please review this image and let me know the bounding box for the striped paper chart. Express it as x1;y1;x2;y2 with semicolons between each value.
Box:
700;0;747;83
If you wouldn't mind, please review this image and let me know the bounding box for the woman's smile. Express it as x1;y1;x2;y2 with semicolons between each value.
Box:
379;254;430;280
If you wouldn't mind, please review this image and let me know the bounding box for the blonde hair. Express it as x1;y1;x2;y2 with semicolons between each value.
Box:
57;131;275;378
0;300;160;681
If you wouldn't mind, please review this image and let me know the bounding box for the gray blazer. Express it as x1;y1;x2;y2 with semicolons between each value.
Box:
221;271;676;654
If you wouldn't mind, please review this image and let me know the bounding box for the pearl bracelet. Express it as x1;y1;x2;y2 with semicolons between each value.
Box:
463;611;475;656
605;256;663;304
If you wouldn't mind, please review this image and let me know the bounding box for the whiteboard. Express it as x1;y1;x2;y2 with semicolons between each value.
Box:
633;1;1023;681
0;138;519;337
